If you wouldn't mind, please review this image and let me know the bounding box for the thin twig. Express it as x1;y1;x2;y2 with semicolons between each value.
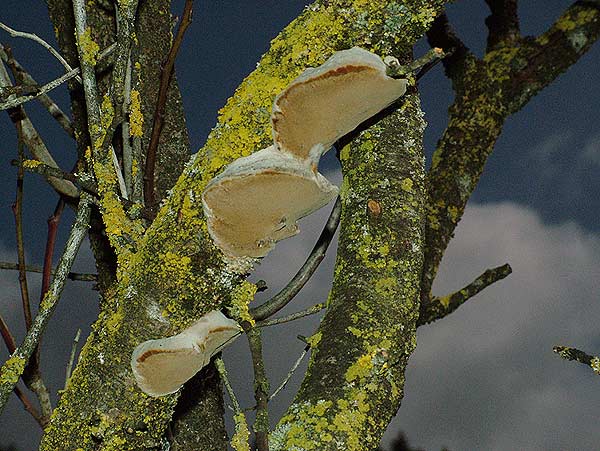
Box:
0;194;92;414
0;60;79;198
1;44;74;137
72;0;102;139
214;357;241;413
0;262;97;282
144;0;194;214
122;55;133;197
0;315;44;427
0;21;80;82
385;47;447;79
110;0;140;125
269;345;309;401
243;324;269;451
110;146;128;199
41;199;66;302
13;124;33;331
257;303;326;328
16;159;96;194
250;197;341;321
65;328;81;389
418;263;512;326
13;126;54;424
0;314;17;354
553;346;600;376
0;43;116;112
14;385;44;428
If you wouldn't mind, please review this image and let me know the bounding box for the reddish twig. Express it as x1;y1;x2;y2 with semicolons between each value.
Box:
13;123;32;330
0;314;17;354
144;0;194;215
14;385;44;428
41;199;66;300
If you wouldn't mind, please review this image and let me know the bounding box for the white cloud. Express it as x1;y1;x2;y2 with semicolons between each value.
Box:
385;202;600;451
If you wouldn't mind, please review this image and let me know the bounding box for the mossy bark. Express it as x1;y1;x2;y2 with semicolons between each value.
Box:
40;1;448;450
271;95;426;451
421;2;600;301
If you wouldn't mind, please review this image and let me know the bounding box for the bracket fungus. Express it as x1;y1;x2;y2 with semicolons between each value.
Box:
202;47;408;261
202;145;338;257
272;47;408;163
131;310;241;397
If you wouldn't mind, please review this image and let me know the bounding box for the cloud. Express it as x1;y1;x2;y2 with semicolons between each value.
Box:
384;202;600;451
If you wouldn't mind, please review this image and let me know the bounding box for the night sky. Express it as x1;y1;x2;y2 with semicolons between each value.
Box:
1;1;599;450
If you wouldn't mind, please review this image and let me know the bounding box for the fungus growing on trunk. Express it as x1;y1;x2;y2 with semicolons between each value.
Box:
202;47;407;261
203;145;338;258
272;47;408;163
131;310;241;397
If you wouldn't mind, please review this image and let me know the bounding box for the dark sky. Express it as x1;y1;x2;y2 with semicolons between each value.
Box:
1;1;599;450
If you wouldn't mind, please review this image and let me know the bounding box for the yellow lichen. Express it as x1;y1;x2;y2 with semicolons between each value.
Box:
22;159;42;169
306;331;322;347
400;177;413;192
129;90;144;137
228;281;257;326
77;28;100;65
231;412;251;451
0;354;26;386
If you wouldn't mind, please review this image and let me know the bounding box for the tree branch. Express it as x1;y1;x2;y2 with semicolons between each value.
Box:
506;0;600;113
0;60;79;198
1;45;74;137
0;21;80;82
144;0;194;215
0;262;97;282
421;2;600;304
0;194;91;415
242;324;269;451
0;43;116;112
250;197;341;321
418;263;512;326
553;346;600;376
484;0;521;51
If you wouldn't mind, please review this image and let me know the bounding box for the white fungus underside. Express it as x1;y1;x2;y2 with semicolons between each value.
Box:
272;47;408;162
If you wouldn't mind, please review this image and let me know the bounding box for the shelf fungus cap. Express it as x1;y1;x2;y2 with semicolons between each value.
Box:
131;310;241;397
202;145;338;258
272;47;408;163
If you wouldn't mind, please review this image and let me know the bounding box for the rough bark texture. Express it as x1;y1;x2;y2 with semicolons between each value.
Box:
271;95;426;451
39;1;448;449
421;1;600;302
31;0;600;450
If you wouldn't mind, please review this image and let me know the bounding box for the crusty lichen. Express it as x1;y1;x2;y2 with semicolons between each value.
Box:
231;412;251;451
77;28;100;66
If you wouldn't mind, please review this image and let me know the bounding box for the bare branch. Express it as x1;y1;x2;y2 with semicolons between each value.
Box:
17;159;95;194
250;197;341;321
553;346;600;376
257;303;326;328
0;60;79;198
64;329;81;389
426;13;474;86
0;262;97;282
1;45;74;137
269;345;309;401
0;21;80;82
242;324;269;451
0;43;116;112
418;263;512;326
0;194;91;415
214;357;241;413
144;0;194;215
13;129;33;331
506;0;600;113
